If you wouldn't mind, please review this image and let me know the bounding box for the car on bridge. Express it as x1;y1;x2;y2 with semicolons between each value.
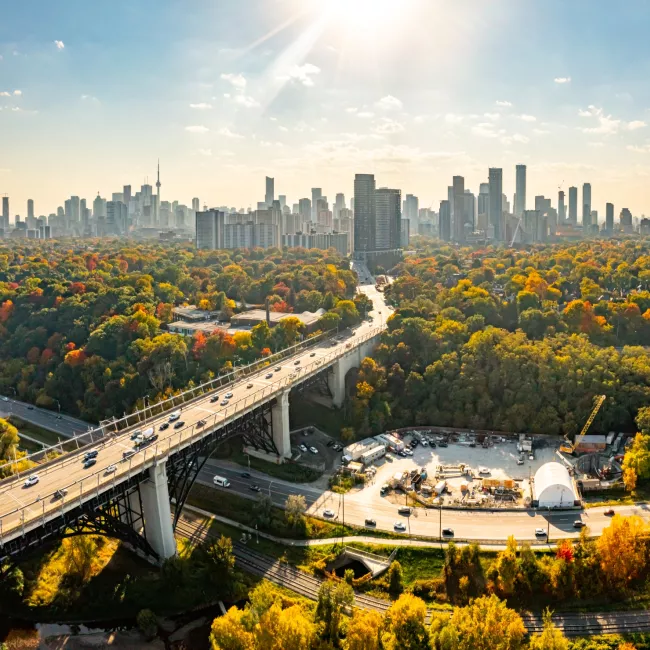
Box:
105;465;117;475
275;366;282;372
197;420;206;427
24;474;39;488
225;392;233;399
122;449;136;461
220;399;229;406
173;421;185;429
266;373;273;379
53;488;68;500
247;383;253;389
83;450;99;461
169;410;181;422
294;360;300;365
159;422;169;431
83;458;97;469
210;395;219;403
310;352;316;357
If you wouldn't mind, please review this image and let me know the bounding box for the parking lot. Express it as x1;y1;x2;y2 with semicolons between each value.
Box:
290;426;343;471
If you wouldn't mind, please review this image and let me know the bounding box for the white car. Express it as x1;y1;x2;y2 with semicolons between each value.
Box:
479;467;490;475
323;509;335;518
1;396;8;402
299;444;308;453
309;446;318;454
225;392;233;399
220;399;229;406
105;464;117;474
535;528;547;537
404;448;413;456
24;474;39;487
394;521;406;531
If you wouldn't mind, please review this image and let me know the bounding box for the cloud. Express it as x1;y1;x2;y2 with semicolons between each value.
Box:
495;100;512;107
190;102;212;110
375;95;403;111
519;114;537;122
281;63;321;87
472;123;500;138
578;105;621;135
588;142;604;147
484;113;500;120
185;125;209;133
218;127;244;138
198;148;213;156
532;128;550;136
357;111;375;119
445;113;464;124
554;77;571;84
0;92;10;97
627;144;650;153
627;120;646;131
81;94;100;104
13;90;21;96
373;118;405;135
278;125;289;132
512;133;529;143
221;73;247;89
346;107;358;113
232;94;259;108
54;40;65;50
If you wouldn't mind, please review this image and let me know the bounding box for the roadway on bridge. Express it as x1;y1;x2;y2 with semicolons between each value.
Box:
0;281;390;544
0;397;89;438
200;460;650;543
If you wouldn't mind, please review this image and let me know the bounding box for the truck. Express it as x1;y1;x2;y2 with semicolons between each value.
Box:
434;480;447;496
169;410;182;422
136;427;156;447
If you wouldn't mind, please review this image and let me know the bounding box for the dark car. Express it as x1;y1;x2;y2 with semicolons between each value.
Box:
241;472;251;478
429;441;437;448
27;405;34;410
210;395;219;403
573;520;585;529
442;528;454;537
159;422;169;431
326;440;335;447
83;458;97;469
365;518;377;527
83;450;99;461
294;360;301;365
53;488;68;500
197;419;206;428
174;421;185;429
439;441;448;448
399;451;407;457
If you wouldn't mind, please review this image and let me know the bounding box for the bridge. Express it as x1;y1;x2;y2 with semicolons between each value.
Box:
0;279;390;565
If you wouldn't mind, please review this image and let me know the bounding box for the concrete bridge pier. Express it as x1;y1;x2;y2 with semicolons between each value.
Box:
328;335;381;408
271;390;292;459
140;462;177;560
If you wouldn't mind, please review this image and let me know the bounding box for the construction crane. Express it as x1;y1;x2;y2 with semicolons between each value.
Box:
560;394;606;455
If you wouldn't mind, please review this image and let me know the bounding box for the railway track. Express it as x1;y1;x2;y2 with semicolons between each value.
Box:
175;515;650;637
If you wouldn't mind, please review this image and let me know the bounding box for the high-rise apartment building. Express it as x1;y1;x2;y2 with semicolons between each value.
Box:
464;190;476;232
106;201;128;235
558;191;566;223
196;210;225;249
605;203;614;234
334;193;346;220
439;200;451;241
452;176;465;242
192;198;200;213
515;164;526;217
488;168;503;241
70;196;80;227
375;188;401;250
265;176;274;207
620;208;633;233
477;183;489;219
123;185;132;205
27;199;34;220
403;194;419;233
582;183;592;231
353;174;376;253
568;187;578;224
298;198;311;221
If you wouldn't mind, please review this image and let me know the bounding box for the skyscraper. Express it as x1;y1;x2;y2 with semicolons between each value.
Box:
452;176;465;242
311;188;322;221
123;185;132;205
582;183;592;232
196;210;225;249
334;193;346;219
375;188;401;250
403;194;419;233
439;200;451;241
353;174;376;254
298;198;311;222
515;164;526;217
464;190;476;232
2;196;8;230
265;176;274;207
477;183;489;218
488;168;503;241
27;199;34;220
606;203;614;234
70;196;80;228
568;186;578;224
192;198;200;213
156;161;162;223
558;191;566;223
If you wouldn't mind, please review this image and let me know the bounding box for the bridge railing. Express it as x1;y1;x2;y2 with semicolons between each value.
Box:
0;326;385;543
1;325;352;478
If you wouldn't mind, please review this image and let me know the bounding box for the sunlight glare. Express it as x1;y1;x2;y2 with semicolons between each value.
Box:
324;0;404;37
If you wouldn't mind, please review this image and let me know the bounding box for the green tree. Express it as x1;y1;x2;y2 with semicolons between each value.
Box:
334;300;361;327
137;609;158;641
316;579;354;643
285;494;307;531
388;560;404;596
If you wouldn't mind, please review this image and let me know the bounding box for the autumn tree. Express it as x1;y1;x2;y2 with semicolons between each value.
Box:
345;609;383;650
597;515;647;592
316;579;354;644
285;494;307;532
382;594;430;650
527;610;568;650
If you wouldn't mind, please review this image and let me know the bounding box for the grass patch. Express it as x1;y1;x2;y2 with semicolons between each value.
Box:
231;451;323;483
289;398;348;437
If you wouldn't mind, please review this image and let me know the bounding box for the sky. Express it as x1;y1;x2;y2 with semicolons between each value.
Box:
3;0;650;218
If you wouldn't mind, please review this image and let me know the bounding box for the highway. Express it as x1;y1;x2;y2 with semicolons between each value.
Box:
0;279;390;544
201;460;650;543
0;397;90;438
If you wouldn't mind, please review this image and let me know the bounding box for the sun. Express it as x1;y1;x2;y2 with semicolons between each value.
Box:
325;0;403;34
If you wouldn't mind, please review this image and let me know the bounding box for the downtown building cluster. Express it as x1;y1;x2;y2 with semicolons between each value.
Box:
0;163;199;241
435;164;649;245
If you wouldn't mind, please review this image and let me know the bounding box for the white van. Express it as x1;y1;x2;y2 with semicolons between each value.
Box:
169;410;181;422
213;475;231;488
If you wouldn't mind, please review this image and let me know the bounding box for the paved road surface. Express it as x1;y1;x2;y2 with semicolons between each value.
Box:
201;460;650;543
0;283;391;542
0;397;89;438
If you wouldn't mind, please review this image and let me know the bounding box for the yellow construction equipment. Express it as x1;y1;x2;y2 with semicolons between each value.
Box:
560;394;606;455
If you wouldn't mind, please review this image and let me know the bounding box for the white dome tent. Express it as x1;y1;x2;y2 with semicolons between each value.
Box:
533;462;578;508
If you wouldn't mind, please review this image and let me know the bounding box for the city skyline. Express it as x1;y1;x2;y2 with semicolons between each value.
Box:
3;1;650;215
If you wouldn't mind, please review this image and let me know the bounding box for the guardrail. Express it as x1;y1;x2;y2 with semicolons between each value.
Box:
0;326;385;544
